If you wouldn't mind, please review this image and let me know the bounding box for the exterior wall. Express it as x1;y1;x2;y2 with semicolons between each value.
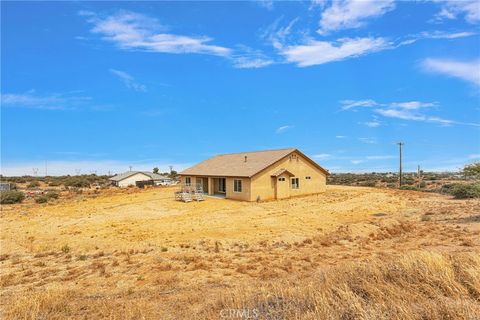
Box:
225;177;251;201
250;151;327;201
179;175;251;201
117;173;152;187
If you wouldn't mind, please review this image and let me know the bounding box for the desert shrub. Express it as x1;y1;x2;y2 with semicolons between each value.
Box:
419;181;427;188
48;181;62;187
61;245;71;253
64;177;90;188
35;195;48;203
449;184;480;199
0;190;25;204
27;181;40;188
400;185;418;191
45;191;60;200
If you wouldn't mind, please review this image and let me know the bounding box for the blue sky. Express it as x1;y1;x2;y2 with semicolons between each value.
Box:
1;0;479;175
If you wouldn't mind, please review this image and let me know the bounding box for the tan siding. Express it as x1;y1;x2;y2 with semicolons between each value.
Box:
226;177;251;201
250;152;326;201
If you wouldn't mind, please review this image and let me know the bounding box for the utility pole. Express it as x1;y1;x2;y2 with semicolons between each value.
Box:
129;166;132;172
45;160;48;177
397;142;404;187
417;165;421;188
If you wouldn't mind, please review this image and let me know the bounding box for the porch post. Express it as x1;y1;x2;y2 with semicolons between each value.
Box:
208;177;214;195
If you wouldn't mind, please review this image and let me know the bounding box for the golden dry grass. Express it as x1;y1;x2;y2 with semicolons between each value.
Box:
0;185;479;319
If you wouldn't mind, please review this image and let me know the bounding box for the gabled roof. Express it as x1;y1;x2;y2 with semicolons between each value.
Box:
271;168;295;177
179;148;329;178
109;171;171;181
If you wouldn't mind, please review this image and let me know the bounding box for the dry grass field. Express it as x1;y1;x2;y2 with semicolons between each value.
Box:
1;185;479;319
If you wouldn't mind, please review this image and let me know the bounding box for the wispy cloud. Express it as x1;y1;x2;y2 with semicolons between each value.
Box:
281;37;390;67
83;11;231;56
230;46;274;69
110;69;146;92
421;58;480;87
317;0;395;34
82;10;275;69
358;137;377;144
312;153;332;160
341;99;479;127
350;159;364;164
469;154;480;159
256;0;274;11
275;125;294;134
1;92;92;110
433;0;480;24
361;120;381;128
365;155;395;160
336;135;347;139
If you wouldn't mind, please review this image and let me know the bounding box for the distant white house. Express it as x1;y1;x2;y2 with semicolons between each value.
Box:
110;171;172;187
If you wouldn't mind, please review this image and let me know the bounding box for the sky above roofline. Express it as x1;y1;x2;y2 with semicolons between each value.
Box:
1;1;479;175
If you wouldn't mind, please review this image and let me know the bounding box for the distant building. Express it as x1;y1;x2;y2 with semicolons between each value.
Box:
179;148;329;201
0;182;12;191
110;171;172;188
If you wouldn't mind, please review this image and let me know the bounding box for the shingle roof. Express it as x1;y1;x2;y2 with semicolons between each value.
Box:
109;171;171;181
180;148;328;178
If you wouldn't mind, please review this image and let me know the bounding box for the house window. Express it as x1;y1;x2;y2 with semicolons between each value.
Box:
306;176;311;180
185;177;191;186
291;177;299;189
278;177;285;181
234;179;242;192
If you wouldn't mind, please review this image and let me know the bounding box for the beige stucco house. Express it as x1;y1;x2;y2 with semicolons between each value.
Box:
179;148;329;201
110;171;172;187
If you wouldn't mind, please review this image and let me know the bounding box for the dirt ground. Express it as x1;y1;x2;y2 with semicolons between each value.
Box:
1;185;479;319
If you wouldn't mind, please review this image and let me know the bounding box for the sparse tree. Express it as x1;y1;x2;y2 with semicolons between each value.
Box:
153;167;159;174
463;162;480;179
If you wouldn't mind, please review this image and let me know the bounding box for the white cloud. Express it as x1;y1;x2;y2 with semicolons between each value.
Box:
469;154;480;159
318;0;395;34
421;58;480;87
418;31;477;40
350;159;364;164
84;11;231;56
110;69;146;92
358;137;377;144
281;37;390;67
1;92;92;110
230;47;275;68
336;135;347;139
312;153;332;160
340;99;479;126
256;0;274;10
0;160;191;176
341;99;378;110
362;120;381;128
434;0;480;24
365;155;395;160
275;125;294;133
389;101;436;109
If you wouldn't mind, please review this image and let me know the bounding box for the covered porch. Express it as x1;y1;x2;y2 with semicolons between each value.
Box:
193;176;227;197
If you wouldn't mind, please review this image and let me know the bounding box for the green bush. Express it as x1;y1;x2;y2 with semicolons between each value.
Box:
46;191;60;200
35;195;48;203
449;184;480;199
27;181;40;188
64;177;90;188
0;191;25;204
48;181;62;187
